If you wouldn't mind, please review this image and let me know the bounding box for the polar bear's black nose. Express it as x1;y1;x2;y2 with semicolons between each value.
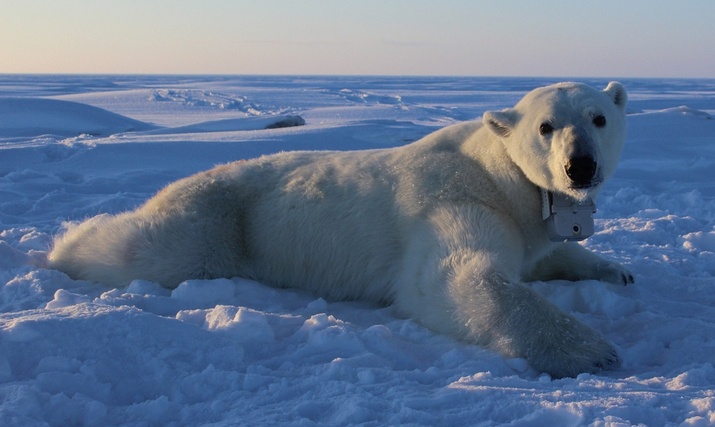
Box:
565;157;597;186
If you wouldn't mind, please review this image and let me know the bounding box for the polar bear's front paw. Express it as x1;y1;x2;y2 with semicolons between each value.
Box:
595;261;634;286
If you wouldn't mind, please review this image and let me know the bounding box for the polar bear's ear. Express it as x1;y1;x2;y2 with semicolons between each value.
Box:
484;109;518;138
604;81;627;112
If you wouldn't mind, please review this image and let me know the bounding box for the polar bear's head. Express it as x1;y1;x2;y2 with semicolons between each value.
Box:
483;82;627;201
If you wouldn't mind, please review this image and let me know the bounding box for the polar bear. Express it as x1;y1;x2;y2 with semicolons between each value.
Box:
49;82;633;378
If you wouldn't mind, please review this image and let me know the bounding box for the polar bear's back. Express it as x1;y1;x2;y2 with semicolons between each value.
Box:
235;149;409;302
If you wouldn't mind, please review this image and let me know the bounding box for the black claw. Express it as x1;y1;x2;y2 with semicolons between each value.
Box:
622;273;634;286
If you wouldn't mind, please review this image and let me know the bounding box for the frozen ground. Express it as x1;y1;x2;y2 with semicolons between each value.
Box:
1;74;714;426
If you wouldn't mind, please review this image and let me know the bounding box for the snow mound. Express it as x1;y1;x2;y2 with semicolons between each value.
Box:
680;230;715;252
144;115;305;135
0;98;158;138
148;89;264;113
659;106;712;119
0;98;304;140
632;105;712;120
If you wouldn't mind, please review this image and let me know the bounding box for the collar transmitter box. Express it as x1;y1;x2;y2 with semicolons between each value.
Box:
540;190;596;242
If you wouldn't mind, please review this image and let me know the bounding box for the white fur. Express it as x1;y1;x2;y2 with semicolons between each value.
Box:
49;82;632;378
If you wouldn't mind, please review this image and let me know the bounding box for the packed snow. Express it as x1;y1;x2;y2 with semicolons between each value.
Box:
1;74;714;426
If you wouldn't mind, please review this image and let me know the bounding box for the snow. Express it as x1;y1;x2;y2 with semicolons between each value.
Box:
1;74;715;426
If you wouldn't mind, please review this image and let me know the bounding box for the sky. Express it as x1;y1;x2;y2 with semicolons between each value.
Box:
2;0;714;78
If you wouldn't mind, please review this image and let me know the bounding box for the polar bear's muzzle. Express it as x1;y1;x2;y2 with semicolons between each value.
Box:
565;156;598;188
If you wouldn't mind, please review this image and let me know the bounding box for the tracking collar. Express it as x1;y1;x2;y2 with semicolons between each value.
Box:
540;188;596;242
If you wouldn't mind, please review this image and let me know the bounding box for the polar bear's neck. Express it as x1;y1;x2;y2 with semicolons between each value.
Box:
457;123;556;249
462;124;542;204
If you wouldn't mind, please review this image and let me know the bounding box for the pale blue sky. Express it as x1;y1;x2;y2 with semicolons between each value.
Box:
2;0;714;78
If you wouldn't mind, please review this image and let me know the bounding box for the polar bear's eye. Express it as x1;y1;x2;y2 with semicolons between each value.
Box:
539;122;554;136
593;115;607;127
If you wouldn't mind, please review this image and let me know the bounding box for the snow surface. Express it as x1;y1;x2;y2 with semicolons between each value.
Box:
1;74;715;426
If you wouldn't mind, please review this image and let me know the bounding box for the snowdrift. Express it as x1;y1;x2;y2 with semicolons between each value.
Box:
0;97;304;140
0;98;158;138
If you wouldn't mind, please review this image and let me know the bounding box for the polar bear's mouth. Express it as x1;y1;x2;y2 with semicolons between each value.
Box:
569;179;601;190
562;178;603;204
